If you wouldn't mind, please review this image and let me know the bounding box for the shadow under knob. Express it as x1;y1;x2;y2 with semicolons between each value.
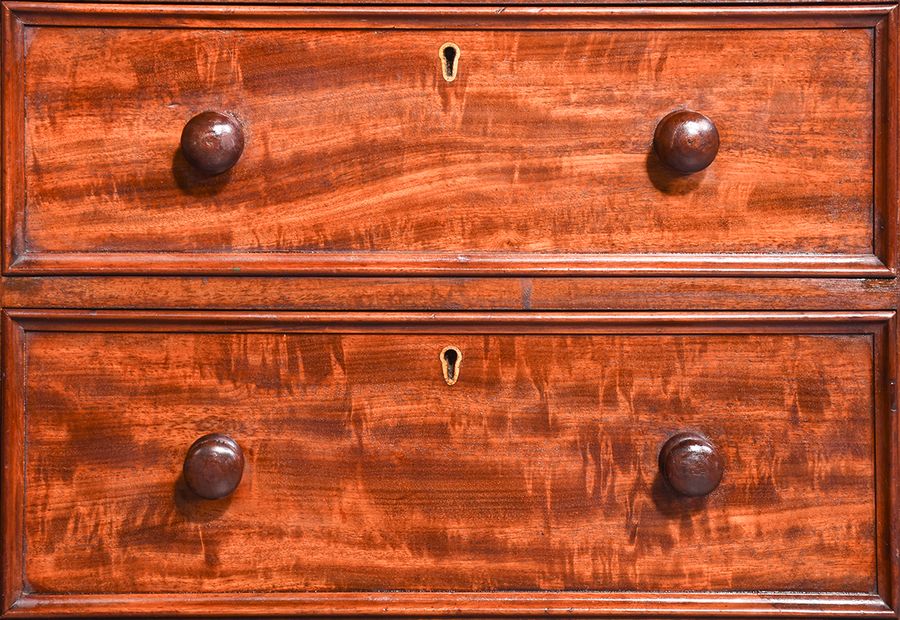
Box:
653;110;719;174
659;432;724;497
183;433;245;500
180;111;245;175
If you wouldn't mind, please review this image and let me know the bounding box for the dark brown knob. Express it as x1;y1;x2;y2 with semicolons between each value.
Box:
653;110;719;174
183;433;244;500
659;432;724;497
180;112;245;175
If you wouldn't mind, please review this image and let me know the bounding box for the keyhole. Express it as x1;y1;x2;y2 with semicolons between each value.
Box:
439;43;460;83
440;346;462;386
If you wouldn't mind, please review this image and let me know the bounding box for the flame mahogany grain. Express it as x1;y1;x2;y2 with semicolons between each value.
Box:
0;306;897;616
7;311;887;598
5;4;894;276
2;0;900;618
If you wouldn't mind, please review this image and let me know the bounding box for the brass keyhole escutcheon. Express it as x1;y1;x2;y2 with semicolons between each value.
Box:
439;42;461;83
440;346;462;386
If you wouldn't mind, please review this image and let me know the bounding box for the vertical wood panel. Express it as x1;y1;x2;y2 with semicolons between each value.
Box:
2;6;25;273
1;313;25;612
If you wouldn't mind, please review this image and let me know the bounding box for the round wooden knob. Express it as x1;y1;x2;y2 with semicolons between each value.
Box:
183;433;244;500
653;110;719;174
180;112;245;175
659;432;724;497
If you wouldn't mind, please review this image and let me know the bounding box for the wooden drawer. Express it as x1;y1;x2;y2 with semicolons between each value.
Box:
3;3;897;277
2;310;896;616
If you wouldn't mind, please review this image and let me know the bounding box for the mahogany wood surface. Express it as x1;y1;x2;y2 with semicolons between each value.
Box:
6;592;895;618
2;306;898;617
3;0;900;617
13;312;883;598
6;4;894;276
6;593;896;618
2;276;900;310
14;0;893;4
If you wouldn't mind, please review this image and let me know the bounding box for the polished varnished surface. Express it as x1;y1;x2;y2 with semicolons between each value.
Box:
180;112;245;176
658;432;724;497
183;434;245;500
653;110;720;174
3;0;900;617
22;26;873;263
23;328;874;594
2;276;899;311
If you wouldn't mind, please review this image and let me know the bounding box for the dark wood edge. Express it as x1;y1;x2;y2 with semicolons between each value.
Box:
885;313;900;611
874;316;896;609
0;312;25;614
24;0;900;3
874;6;899;274
894;314;900;615
3;592;895;617
887;311;900;614
3;308;896;333
1;3;895;278
1;5;23;276
893;312;900;616
3;2;894;28
4;252;895;278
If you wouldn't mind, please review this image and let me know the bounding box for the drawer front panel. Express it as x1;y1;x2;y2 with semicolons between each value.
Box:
4;4;895;276
6;311;888;611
